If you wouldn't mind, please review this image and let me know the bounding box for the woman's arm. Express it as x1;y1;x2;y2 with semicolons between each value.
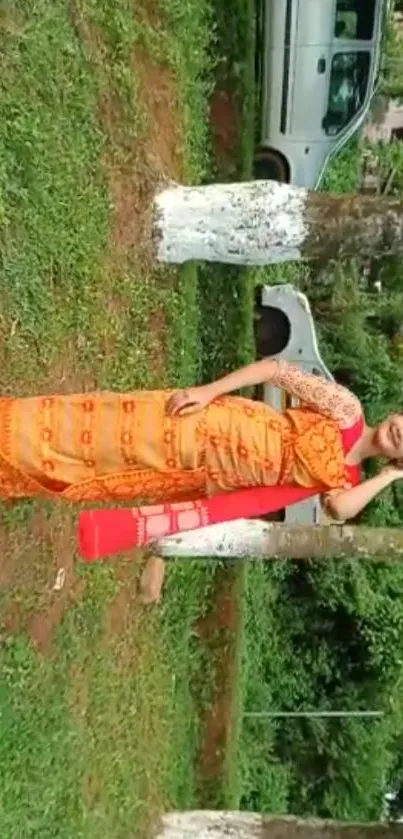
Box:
167;358;361;426
206;358;361;428
206;358;278;396
167;359;280;416
322;471;396;521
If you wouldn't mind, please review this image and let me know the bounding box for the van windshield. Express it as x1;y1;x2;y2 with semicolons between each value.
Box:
323;51;371;136
335;0;376;40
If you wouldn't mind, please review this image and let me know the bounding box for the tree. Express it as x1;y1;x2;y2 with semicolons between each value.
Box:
153;181;403;266
157;521;403;561
155;811;403;839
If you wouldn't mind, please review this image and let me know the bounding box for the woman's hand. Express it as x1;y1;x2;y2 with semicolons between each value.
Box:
166;385;214;417
379;461;403;482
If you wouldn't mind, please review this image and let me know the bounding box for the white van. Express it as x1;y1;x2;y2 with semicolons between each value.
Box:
255;0;386;188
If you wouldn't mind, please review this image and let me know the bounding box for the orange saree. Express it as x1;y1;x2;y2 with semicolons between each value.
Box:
0;389;353;503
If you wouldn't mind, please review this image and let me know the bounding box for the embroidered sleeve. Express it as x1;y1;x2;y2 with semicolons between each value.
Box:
271;360;362;429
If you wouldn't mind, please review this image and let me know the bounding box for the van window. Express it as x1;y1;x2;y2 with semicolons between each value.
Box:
323;51;371;136
335;0;376;40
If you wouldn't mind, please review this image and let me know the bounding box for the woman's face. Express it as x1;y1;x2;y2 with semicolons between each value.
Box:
376;414;403;460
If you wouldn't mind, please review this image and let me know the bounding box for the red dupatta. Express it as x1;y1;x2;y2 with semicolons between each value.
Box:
77;418;363;561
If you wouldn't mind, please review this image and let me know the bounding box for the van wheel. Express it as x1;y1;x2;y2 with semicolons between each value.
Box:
253;149;288;182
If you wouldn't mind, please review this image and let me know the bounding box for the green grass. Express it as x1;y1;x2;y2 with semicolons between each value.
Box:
199;0;256;377
188;0;257;810
0;559;226;839
208;0;255;181
6;0;402;829
0;0;224;836
0;0;214;394
239;561;298;814
193;562;247;811
0;0;257;833
320;138;361;194
215;564;247;810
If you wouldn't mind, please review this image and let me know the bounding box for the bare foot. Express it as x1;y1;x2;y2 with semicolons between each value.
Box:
138;556;165;605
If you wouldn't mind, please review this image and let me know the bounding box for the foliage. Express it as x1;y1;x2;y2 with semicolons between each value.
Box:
0;0;258;831
241;551;403;819
380;11;403;99
242;130;403;819
4;0;403;829
0;0;232;836
320;139;360;194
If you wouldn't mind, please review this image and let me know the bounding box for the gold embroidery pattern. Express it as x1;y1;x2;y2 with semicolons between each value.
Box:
272;361;362;429
0;389;359;503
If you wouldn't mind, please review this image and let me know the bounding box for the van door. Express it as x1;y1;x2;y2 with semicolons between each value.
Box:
288;0;334;139
318;0;378;155
321;49;372;139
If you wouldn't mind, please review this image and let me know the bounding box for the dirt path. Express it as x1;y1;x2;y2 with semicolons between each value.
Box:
210;81;240;176
195;564;243;805
193;54;246;805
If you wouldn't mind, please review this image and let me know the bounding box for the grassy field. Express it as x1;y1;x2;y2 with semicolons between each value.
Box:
6;0;399;830
0;0;256;836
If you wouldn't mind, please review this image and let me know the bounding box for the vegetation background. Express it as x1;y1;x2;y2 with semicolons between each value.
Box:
1;0;403;836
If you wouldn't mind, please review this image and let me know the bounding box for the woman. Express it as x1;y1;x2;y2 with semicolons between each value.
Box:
1;357;401;558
